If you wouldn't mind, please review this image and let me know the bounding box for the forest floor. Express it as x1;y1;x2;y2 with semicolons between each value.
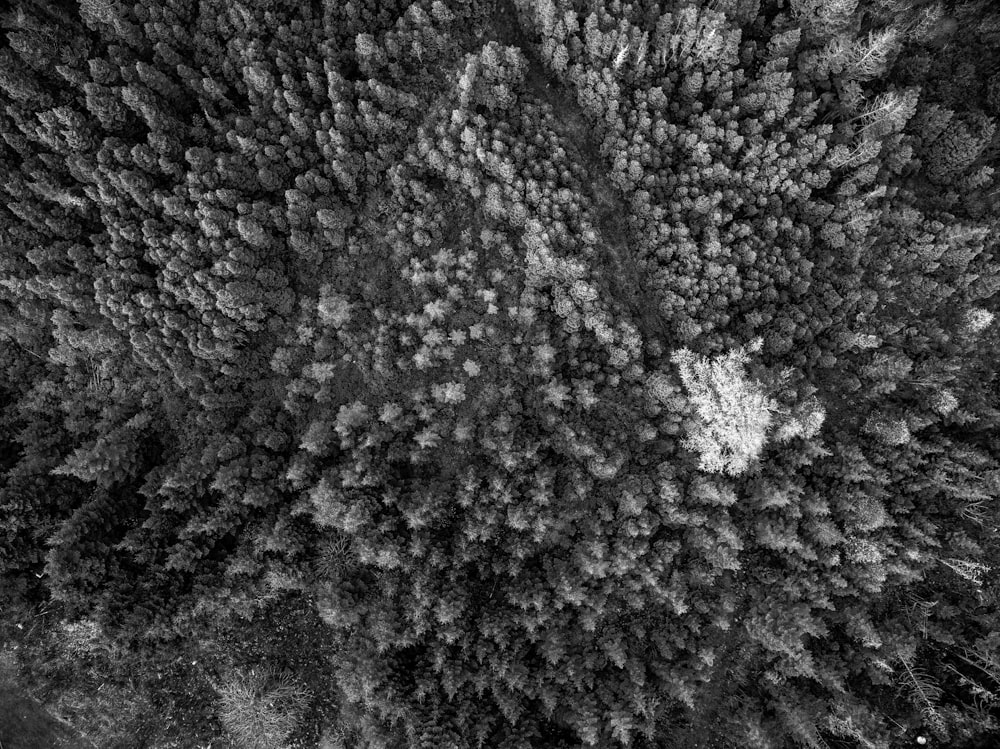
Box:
0;587;403;749
0;587;356;747
1;595;255;748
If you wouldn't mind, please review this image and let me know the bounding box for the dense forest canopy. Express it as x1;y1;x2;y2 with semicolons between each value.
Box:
1;0;999;747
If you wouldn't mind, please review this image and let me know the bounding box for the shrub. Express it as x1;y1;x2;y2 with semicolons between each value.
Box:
216;667;311;749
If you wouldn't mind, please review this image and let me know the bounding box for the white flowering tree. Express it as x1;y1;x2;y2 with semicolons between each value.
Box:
670;340;776;476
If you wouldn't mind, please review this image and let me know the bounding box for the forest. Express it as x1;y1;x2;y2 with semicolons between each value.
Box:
1;0;999;747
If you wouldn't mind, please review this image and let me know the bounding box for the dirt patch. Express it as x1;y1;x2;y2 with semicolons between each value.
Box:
0;654;95;749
